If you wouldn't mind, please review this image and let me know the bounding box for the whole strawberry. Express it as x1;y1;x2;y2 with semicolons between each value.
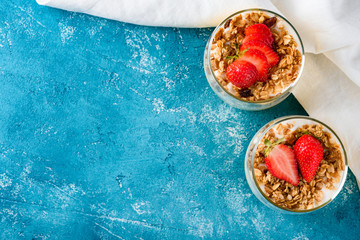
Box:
294;135;324;182
226;60;258;88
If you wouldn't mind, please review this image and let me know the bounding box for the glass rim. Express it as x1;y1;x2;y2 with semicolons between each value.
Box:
206;8;306;104
249;115;348;213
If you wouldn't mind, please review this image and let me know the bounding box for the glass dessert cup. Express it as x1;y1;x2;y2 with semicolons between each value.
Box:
245;115;348;214
204;9;305;111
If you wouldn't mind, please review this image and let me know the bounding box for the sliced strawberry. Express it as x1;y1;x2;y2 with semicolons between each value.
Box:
241;40;279;67
226;60;258;88
294;135;324;182
242;33;274;48
245;24;273;39
240;49;269;82
265;144;299;186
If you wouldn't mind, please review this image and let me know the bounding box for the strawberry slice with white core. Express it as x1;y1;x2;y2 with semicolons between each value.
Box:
264;144;299;186
240;49;269;82
245;24;273;39
242;33;274;48
241;40;279;67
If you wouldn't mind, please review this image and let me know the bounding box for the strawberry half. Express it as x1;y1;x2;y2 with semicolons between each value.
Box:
242;33;274;48
240;49;269;82
294;135;324;182
240;40;279;67
264;140;299;186
245;24;273;39
226;60;258;88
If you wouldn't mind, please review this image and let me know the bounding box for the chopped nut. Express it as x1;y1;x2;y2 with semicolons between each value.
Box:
272;183;281;190
224;19;232;29
265;186;273;194
315;182;323;190
283;35;292;45
213;28;224;42
239;88;253;97
254;168;262;177
263;17;277;28
328;164;335;173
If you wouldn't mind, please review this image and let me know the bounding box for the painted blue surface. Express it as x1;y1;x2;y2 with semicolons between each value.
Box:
0;1;359;239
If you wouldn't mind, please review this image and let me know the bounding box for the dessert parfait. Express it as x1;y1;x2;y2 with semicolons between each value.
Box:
245;116;348;213
204;9;305;110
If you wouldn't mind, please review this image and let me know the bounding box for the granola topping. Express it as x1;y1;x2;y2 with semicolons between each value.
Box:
210;11;302;102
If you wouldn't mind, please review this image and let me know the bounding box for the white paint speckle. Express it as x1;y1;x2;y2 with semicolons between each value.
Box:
151;98;197;123
162;76;175;89
88;21;106;36
95;222;124;239
131;201;151;215
224;187;250;214
0;22;12;48
161;180;174;194
152;98;165;114
178;138;206;156
59;22;75;43
150;33;160;42
187;215;214;238
127;188;133;199
0;173;12;188
199;104;238;123
225;125;247;155
292;233;310;240
32;233;50;240
345;186;353;194
24;164;31;174
124;29;157;71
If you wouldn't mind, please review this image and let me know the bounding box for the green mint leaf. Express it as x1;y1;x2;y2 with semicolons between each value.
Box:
226;55;238;60
274;138;284;145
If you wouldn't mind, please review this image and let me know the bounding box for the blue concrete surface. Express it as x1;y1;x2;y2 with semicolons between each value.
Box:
0;1;359;239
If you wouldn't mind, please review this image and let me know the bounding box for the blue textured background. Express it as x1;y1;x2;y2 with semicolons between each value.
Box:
1;1;359;239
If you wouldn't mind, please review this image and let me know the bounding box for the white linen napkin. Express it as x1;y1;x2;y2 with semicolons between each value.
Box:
37;0;360;187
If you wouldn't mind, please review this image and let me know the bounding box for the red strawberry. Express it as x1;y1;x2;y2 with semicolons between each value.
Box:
245;24;273;39
240;49;269;82
240;40;279;67
294;135;324;182
264;144;299;186
226;60;258;88
242;33;274;48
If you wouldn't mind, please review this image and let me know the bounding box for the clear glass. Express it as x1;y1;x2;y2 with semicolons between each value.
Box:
204;9;305;111
245;115;348;214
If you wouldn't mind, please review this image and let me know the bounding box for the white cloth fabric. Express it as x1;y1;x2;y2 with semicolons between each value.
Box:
37;0;360;186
